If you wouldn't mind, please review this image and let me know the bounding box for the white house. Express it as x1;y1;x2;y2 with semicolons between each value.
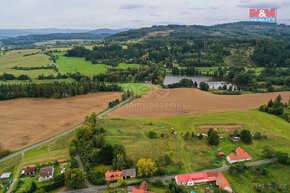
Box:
227;147;252;164
0;172;12;180
175;172;209;186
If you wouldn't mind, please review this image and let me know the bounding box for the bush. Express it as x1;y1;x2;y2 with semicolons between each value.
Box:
199;82;209;91
148;129;157;139
275;151;289;164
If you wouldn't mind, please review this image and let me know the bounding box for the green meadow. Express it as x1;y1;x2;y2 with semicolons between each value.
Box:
102;110;289;173
53;52;141;77
224;163;290;193
0;49;70;84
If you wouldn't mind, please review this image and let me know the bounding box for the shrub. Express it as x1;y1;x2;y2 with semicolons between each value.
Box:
148;129;157;139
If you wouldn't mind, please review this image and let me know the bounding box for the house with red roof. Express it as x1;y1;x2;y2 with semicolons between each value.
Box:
226;147;252;164
175;171;232;192
105;170;122;181
175;172;209;186
132;181;154;193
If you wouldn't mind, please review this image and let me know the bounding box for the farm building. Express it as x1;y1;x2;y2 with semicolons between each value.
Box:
22;167;36;175
0;172;12;180
132;181;154;193
175;172;209;186
175;171;232;192
39;167;54;182
122;168;136;179
105;170;122;181
226;147;252;164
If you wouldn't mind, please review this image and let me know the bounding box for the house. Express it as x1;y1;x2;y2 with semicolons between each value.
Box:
219;136;224;140
105;170;122;181
226;147;252;164
22;168;36;175
175;171;232;192
175;172;209;186
218;152;225;157
39;167;54;182
132;181;154;193
122;168;136;179
0;172;12;180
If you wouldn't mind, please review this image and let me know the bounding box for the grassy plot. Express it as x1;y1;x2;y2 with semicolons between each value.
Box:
224;163;290;193
102;110;290;173
53;52;109;77
0;49;70;84
53;52;141;77
118;83;154;96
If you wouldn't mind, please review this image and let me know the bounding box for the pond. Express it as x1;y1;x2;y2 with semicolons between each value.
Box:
164;74;236;90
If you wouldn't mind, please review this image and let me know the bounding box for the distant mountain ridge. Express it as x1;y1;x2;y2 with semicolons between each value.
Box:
88;28;135;34
0;28;135;39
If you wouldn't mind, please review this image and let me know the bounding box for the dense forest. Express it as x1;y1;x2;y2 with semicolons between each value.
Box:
0;81;121;100
107;22;290;42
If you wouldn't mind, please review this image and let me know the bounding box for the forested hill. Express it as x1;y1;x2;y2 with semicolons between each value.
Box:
106;22;290;42
1;33;110;46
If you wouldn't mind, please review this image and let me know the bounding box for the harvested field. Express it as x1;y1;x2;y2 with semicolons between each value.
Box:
0;92;121;150
108;88;290;118
199;124;242;132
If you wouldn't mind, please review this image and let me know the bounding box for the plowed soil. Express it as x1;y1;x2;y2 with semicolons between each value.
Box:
108;88;290;118
0;92;121;150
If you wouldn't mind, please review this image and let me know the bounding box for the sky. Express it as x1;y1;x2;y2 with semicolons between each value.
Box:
0;0;290;29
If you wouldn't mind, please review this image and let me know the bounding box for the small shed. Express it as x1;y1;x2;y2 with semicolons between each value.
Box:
0;172;12;180
122;168;136;179
218;152;225;157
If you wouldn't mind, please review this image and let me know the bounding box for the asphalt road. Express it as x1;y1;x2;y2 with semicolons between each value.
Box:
61;158;279;193
0;96;133;164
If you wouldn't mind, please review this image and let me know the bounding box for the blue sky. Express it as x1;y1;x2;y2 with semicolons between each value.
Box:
0;0;289;29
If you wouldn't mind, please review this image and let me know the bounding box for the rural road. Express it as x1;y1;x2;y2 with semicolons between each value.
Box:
0;96;133;164
60;158;278;193
76;154;94;188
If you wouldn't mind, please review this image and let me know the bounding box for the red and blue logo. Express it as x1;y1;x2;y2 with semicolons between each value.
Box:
249;9;277;23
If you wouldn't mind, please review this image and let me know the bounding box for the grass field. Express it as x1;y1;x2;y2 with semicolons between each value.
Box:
0;49;69;84
102;110;290;174
118;83;154;95
53;52;141;77
224;163;290;193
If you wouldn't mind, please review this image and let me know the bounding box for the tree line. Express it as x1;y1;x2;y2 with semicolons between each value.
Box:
0;81;122;100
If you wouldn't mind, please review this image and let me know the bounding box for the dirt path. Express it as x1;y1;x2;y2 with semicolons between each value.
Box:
108;88;290;118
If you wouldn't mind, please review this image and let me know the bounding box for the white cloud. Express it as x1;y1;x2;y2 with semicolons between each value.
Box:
0;0;289;29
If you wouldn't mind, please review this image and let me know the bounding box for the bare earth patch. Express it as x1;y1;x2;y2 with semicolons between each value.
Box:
108;88;290;118
199;124;242;132
0;92;121;150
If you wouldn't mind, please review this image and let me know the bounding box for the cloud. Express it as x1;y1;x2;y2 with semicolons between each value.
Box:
237;0;290;9
120;3;144;10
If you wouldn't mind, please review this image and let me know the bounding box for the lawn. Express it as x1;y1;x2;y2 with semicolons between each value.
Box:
101;110;290;173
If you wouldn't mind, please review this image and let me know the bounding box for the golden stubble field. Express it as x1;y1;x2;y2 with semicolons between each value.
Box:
108;88;290;118
0;92;122;150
